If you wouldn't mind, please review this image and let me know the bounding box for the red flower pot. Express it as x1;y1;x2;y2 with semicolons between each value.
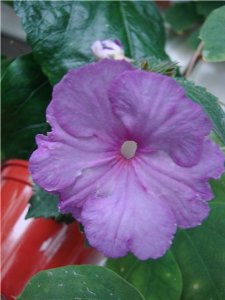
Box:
1;160;102;300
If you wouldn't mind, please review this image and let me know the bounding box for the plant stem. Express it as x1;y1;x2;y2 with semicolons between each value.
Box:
184;41;204;78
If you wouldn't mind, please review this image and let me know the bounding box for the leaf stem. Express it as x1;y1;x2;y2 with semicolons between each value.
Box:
184;41;204;78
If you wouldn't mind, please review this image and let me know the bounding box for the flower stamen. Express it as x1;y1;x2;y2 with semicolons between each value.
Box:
120;140;137;159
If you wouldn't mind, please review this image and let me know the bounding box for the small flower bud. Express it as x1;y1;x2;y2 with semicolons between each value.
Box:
91;39;130;61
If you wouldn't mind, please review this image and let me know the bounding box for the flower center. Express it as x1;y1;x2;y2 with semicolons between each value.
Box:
120;140;137;159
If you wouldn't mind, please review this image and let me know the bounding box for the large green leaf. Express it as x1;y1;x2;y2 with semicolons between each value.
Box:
14;0;167;84
1;54;51;160
107;251;182;300
18;265;145;300
177;78;225;146
200;5;225;62
171;174;225;300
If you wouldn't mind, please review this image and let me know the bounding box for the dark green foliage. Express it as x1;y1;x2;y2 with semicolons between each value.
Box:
1;54;51;160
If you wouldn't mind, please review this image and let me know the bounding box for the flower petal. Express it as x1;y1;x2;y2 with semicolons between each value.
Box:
109;70;211;167
58;158;119;218
29;133;116;192
48;59;133;144
80;162;176;260
134;139;225;228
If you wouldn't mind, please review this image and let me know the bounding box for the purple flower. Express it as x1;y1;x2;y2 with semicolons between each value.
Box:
30;59;224;260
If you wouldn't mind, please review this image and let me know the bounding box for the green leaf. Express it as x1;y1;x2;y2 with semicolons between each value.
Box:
1;53;51;160
164;2;201;33
26;185;60;219
1;55;13;77
2;0;14;7
17;265;145;300
26;185;74;223
107;251;182;300
176;78;225;146
210;131;225;151
133;56;178;77
196;1;224;18
14;0;167;84
200;5;225;62
171;174;225;300
187;28;201;50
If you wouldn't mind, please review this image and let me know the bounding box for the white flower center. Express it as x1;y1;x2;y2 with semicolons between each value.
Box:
120;140;137;159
